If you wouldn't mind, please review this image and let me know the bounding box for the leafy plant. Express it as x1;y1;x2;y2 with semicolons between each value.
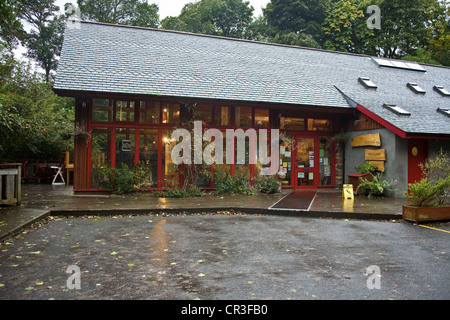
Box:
356;162;378;174
153;185;203;198
357;172;397;198
99;162;152;194
406;178;450;207
406;149;450;206
213;166;253;195
254;175;281;194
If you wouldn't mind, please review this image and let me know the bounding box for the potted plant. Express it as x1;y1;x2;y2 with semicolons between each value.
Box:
402;149;450;223
348;162;378;194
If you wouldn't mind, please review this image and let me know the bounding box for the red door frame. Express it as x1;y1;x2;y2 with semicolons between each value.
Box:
293;135;320;189
407;138;428;186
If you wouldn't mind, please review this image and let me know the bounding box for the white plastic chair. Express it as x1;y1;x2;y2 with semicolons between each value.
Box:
51;164;65;185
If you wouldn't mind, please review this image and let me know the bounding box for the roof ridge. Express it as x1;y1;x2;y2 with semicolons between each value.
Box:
67;19;385;63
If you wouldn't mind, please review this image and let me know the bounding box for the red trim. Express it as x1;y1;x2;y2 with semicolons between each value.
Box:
356;104;407;138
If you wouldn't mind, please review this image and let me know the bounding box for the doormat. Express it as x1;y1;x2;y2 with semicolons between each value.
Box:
270;191;317;211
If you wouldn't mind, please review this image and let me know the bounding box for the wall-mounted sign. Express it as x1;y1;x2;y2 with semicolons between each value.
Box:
121;140;132;152
351;133;381;147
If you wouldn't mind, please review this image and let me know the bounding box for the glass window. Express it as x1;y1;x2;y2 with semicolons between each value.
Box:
90;127;111;188
92;99;112;122
255;109;269;127
162;103;180;124
140;101;160;124
280;117;305;130
115;100;135;122
195;104;213;125
116;128;135;168
308;119;331;131
235;107;252;127
139;129;158;188
214;106;231;126
319;137;333;186
162;131;180;188
279;135;293;185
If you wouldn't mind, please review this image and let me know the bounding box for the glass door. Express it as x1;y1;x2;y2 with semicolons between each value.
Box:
294;137;318;188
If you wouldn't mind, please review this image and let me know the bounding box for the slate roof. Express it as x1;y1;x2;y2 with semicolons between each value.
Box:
54;21;450;136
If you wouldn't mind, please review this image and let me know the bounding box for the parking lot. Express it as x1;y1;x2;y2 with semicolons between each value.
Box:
0;214;448;301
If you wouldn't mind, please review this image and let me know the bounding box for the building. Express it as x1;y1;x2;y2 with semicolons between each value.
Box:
54;21;450;195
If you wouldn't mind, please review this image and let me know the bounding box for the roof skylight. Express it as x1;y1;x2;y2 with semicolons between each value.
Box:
358;77;377;89
434;86;450;96
371;57;426;72
383;103;411;116
437;108;450;117
407;83;426;94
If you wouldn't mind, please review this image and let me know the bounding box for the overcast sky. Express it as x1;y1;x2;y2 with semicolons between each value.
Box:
55;0;271;19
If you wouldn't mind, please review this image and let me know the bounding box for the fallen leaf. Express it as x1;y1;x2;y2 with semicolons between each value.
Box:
29;251;41;255
111;251;118;256
198;273;205;277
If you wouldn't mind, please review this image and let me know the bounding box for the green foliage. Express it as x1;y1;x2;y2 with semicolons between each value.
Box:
406;177;450;207
153;185;204;198
162;0;254;38
98;162;152;195
213;166;255;195
357;172;397;198
17;0;66;81
254;175;281;194
356;162;378;174
0;45;74;162
77;0;160;27
407;149;450;206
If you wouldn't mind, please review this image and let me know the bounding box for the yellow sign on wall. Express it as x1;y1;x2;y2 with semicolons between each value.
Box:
342;184;354;200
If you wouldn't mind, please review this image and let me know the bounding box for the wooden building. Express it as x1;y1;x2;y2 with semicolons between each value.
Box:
54;21;450;195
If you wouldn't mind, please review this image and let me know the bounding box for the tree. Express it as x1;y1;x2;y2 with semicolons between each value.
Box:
321;0;376;54
372;0;428;59
423;0;450;66
161;0;254;38
0;0;24;47
77;0;159;27
263;0;328;44
17;0;66;82
0;44;74;162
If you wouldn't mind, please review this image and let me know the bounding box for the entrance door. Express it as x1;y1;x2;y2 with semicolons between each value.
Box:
294;137;318;189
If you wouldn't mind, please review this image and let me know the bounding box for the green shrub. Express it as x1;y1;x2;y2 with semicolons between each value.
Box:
357;172;397;198
99;162;152;195
406;177;450;207
356;162;378;174
254;176;281;194
213;167;253;195
153;186;203;198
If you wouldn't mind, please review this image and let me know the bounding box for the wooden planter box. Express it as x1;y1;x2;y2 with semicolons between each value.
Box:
402;205;450;223
348;172;372;195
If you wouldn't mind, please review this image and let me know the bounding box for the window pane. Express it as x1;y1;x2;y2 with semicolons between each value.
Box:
280;117;305;130
214;106;231;126
162;131;180;188
162;103;180;124
320;137;333;185
195;104;213;125
115;100;135;122
92;99;112;122
116;128;135;168
235;107;252;127
255;109;269;127
308;119;331;131
139;129;158;187
90;127;111;188
140;101;160;124
279;135;292;185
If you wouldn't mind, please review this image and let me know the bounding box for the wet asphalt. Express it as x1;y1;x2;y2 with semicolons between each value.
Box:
0;213;448;301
